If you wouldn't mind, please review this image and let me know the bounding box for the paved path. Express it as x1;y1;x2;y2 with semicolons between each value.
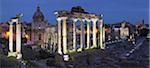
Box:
120;37;145;58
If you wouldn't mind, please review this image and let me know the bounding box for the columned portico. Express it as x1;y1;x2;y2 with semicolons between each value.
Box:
85;18;91;49
77;19;85;52
56;15;105;52
55;9;105;61
57;17;68;54
8;20;15;57
72;18;78;51
16;20;22;59
8;18;22;59
99;19;103;49
9;21;13;52
62;17;68;54
102;27;105;49
53;33;57;52
91;18;98;48
99;19;105;49
57;17;62;55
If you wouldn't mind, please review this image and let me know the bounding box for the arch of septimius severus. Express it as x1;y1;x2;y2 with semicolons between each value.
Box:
54;8;105;58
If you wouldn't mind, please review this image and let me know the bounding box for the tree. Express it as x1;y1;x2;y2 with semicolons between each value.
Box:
140;28;149;37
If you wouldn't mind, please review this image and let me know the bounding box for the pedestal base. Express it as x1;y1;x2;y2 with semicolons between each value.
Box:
69;49;75;53
63;55;69;61
8;52;17;57
77;48;82;52
90;45;97;49
16;53;22;59
85;47;90;50
58;51;63;55
100;44;105;50
100;47;105;50
72;49;76;52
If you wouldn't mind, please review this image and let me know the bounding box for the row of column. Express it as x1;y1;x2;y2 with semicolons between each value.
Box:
8;18;22;59
44;28;57;53
57;17;105;55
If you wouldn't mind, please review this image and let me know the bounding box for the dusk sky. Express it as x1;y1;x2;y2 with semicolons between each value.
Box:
0;0;149;24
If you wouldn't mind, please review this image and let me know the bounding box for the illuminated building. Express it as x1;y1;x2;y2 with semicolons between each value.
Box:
31;6;48;48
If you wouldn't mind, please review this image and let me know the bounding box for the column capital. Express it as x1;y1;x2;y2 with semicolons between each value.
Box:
85;18;91;22
57;17;68;21
16;23;21;25
56;17;62;21
91;18;98;23
81;19;86;22
99;19;103;27
11;18;19;22
72;18;78;22
9;21;13;25
99;19;103;22
61;17;68;20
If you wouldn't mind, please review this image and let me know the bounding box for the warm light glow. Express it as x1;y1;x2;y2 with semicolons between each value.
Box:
96;29;98;33
90;30;92;34
25;34;30;40
84;29;99;34
84;30;87;34
105;28;109;32
6;31;10;36
4;31;9;39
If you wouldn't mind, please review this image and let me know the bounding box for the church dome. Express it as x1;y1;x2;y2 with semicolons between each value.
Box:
33;6;45;22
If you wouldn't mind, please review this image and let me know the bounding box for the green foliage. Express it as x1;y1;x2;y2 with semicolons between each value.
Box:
0;54;21;68
22;46;36;60
140;28;149;37
36;49;51;59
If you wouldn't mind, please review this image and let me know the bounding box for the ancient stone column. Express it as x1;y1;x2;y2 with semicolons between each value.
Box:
91;18;98;48
8;19;16;57
53;33;57;52
85;18;91;49
16;19;22;59
57;17;62;55
51;34;53;46
72;18;78;51
102;27;105;49
77;19;85;52
9;21;13;53
62;17;68;54
99;19;103;49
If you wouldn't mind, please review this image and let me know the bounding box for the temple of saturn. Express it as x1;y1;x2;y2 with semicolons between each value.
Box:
54;10;105;61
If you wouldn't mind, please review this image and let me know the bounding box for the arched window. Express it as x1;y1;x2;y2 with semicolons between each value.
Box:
39;34;41;40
